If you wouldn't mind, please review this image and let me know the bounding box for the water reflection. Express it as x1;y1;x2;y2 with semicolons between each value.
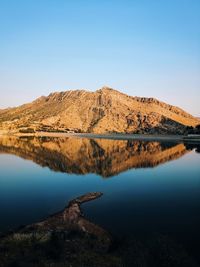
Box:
0;135;197;177
0;136;200;266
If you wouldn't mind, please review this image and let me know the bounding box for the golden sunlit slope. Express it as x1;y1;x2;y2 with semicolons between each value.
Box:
0;87;198;134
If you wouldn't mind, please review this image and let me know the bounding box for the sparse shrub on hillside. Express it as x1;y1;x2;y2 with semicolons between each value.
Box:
184;126;193;135
185;125;200;135
195;124;200;134
19;128;35;133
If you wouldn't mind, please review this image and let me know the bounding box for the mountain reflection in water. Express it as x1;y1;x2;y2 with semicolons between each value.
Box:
0;135;200;266
0;135;196;177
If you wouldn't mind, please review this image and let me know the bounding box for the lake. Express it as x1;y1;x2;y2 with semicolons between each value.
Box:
0;135;200;265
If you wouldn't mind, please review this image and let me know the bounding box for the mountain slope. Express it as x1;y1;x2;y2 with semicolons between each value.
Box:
0;87;198;134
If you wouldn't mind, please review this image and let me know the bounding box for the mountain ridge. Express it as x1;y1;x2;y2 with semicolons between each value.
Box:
0;86;199;134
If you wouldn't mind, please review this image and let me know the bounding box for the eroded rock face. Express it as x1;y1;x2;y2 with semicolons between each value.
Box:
0;87;198;134
0;136;189;177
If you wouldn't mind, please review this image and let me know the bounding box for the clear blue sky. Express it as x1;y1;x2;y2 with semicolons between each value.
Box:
0;0;199;115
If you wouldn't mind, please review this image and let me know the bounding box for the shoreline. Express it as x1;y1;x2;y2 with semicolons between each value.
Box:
0;131;200;142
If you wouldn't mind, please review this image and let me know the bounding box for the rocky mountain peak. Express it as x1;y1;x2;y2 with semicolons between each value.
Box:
0;87;198;135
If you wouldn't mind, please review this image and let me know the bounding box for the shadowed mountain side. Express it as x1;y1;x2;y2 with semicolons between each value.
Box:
0;136;190;177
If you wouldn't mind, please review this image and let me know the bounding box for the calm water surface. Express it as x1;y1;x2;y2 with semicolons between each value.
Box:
0;136;200;261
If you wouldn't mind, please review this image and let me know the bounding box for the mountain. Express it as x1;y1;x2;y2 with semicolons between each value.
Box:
0;136;190;177
0;87;198;134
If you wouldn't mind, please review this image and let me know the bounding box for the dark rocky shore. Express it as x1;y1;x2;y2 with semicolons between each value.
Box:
0;193;199;267
0;192;114;267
